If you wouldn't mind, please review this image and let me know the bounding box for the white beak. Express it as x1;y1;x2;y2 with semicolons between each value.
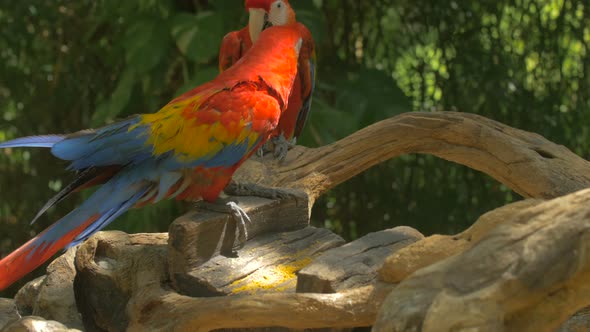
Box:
248;8;266;43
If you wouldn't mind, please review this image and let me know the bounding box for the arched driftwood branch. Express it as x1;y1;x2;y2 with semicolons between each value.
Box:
235;111;590;202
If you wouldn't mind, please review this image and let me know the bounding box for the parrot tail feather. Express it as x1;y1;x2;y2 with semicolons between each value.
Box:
0;183;149;291
0;213;99;291
0;135;65;149
68;189;146;247
30;166;123;225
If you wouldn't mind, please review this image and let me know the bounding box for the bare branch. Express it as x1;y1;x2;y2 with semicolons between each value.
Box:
235;112;590;202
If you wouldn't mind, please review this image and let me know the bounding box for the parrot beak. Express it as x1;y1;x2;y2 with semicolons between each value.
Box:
263;18;273;30
248;8;267;43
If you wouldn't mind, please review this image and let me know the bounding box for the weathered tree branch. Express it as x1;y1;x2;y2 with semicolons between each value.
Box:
379;199;544;283
374;188;590;332
235;112;590;203
133;283;393;331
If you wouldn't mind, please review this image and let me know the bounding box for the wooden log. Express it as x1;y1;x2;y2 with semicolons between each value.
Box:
379;199;544;283
73;231;395;331
175;227;345;297
297;226;423;293
558;306;590;332
0;316;79;332
128;283;395;331
168;190;310;293
0;298;19;330
12;247;83;330
74;231;169;332
373;188;590;332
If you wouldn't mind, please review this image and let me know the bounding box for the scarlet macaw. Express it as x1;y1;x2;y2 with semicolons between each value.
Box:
219;0;316;159
217;1;258;72
0;23;306;291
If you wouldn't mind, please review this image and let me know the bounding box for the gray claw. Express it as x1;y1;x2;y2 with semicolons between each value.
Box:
198;198;252;251
271;134;295;161
226;201;251;248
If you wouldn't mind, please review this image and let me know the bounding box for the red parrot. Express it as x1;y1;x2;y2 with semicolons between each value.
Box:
0;24;306;291
219;0;316;159
218;0;262;72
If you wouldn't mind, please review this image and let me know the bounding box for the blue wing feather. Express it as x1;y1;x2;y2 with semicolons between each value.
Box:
51;117;150;169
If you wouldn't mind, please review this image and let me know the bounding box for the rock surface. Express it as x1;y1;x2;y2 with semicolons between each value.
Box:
176;227;345;297
0;316;80;332
13;247;82;330
169;189;310;290
558;306;590;332
298;226;423;293
73;228;393;331
0;298;20;330
374;189;590;332
14;276;44;316
379;199;543;283
74;231;168;332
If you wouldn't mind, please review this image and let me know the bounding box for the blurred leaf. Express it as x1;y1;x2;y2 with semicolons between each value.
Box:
295;9;327;45
170;13;200;55
171;11;226;62
92;69;136;125
124;19;171;74
308;97;358;143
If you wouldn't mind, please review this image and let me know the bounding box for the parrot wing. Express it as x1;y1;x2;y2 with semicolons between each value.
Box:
293;30;317;139
218;28;250;72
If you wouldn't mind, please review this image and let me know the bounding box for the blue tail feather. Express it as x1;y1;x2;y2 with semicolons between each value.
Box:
51;117;150;170
0;135;65;149
68;188;149;247
31;177;151;257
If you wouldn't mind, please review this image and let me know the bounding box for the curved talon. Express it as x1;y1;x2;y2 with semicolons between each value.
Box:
197;198;252;250
226;201;251;248
271;134;295;161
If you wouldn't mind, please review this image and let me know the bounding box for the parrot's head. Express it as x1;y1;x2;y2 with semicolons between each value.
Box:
245;0;295;42
266;0;296;27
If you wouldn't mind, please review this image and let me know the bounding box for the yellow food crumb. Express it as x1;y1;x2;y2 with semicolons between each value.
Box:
231;256;313;294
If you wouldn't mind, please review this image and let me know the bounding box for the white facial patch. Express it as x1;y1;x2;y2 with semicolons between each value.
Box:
269;0;288;26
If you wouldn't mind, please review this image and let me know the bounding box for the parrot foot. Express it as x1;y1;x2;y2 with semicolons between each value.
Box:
197;198;251;255
256;135;296;161
226;201;251;248
225;182;297;201
271;135;296;161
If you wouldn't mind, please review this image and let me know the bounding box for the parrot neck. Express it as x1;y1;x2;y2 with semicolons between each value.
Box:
217;25;303;111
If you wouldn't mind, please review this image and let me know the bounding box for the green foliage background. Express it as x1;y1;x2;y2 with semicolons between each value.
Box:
1;0;590;296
